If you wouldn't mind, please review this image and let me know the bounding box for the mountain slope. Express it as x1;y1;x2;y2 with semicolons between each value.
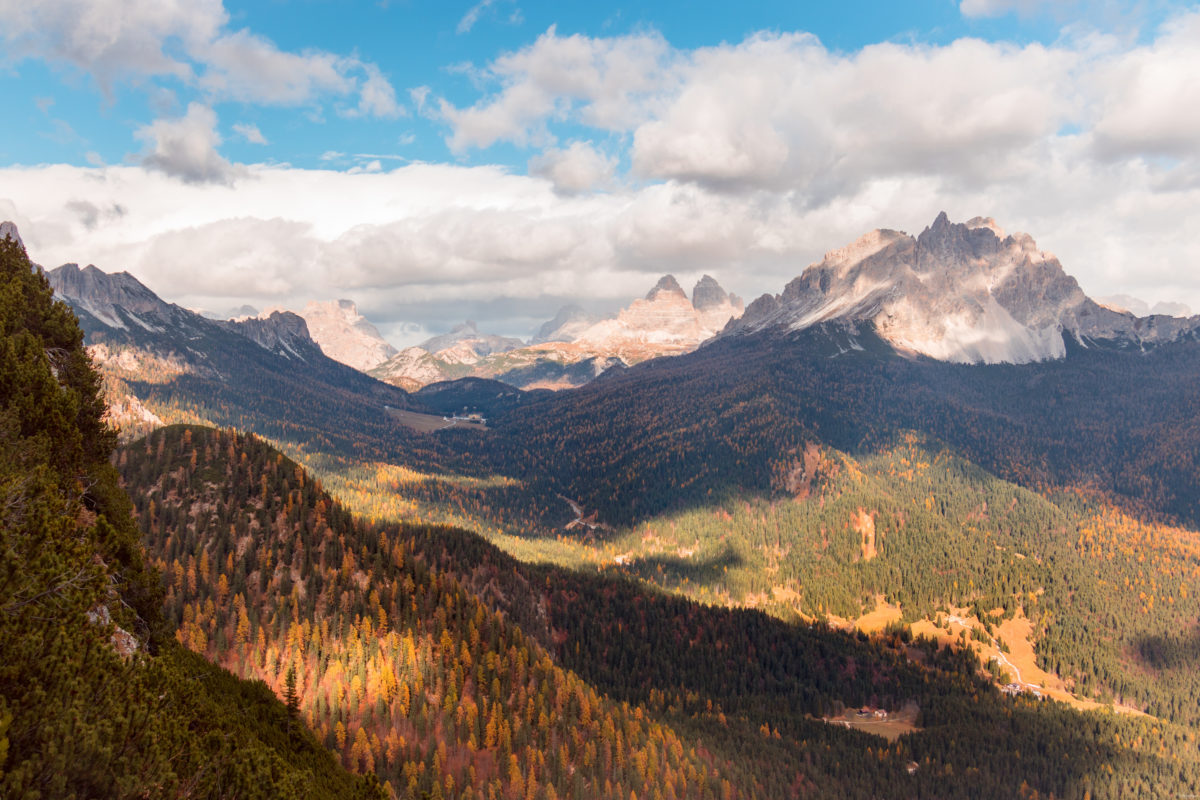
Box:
0;232;380;799
119;424;1200;799
45;259;440;463
725;213;1200;363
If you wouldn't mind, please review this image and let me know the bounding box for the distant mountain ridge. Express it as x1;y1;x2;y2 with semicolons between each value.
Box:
216;310;320;360
532;304;599;344
371;273;744;390
39;250;422;453
48;262;326;364
724;212;1200;364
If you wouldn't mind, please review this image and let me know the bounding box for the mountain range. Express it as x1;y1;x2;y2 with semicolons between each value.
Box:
368;272;744;390
44;259;426;455
723;212;1200;362
7;214;1200;797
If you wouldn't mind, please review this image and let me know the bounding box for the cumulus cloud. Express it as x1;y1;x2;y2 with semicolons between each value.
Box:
1089;12;1200;160
0;0;401;115
349;64;405;119
135;103;239;184
438;13;1200;201
437;26;673;151
0;0;223;86
635;34;1076;196
528;141;616;193
7;12;1200;336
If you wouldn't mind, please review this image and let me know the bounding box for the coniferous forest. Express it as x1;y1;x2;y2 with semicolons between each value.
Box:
0;235;382;798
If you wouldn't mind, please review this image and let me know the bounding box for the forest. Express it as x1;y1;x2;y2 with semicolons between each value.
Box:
0;234;381;798
38;231;1200;796
117;423;1200;798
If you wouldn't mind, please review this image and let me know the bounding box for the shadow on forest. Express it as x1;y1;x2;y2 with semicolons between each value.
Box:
621;546;743;586
1134;623;1200;670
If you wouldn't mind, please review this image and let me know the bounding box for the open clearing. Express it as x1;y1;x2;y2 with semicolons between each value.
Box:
822;701;920;741
386;407;488;433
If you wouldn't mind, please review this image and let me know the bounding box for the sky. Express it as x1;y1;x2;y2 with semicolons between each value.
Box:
2;0;1199;345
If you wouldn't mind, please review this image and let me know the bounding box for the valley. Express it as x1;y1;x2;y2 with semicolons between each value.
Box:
9;212;1200;797
7;0;1200;795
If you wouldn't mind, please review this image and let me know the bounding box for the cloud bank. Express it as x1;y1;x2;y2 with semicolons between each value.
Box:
3;10;1200;340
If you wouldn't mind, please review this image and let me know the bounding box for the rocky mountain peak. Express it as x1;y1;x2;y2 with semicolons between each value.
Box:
725;212;1200;364
48;263;175;329
294;299;397;372
417;321;524;363
645;275;686;301
691;275;729;310
0;220;23;249
219;311;317;360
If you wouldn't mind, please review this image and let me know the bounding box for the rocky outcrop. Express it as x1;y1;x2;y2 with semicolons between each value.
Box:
0;220;23;249
48;263;195;333
291;299;397;372
724;212;1200;364
645;274;687;301
574;273;742;352
218;312;318;360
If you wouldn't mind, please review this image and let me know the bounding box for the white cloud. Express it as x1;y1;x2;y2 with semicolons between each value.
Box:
0;0;224;87
233;122;267;145
349;64;405;119
438;13;1200;201
457;0;497;34
135;103;240;185
437;26;673;152
193;29;352;105
633;34;1076;195
7;12;1200;337
0;0;402;116
4;152;1200;337
1089;12;1200;160
528;141;616;193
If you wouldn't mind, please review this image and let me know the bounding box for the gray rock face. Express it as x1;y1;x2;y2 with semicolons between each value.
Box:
218;312;317;360
725;212;1200;364
691;275;729;310
50;261;322;362
645;274;686;301
49;264;182;330
0;220;23;249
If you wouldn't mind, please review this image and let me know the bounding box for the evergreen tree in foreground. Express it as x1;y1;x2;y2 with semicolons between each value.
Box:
0;229;381;799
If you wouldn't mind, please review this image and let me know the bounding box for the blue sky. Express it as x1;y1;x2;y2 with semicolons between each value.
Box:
2;0;1199;343
0;0;1133;171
